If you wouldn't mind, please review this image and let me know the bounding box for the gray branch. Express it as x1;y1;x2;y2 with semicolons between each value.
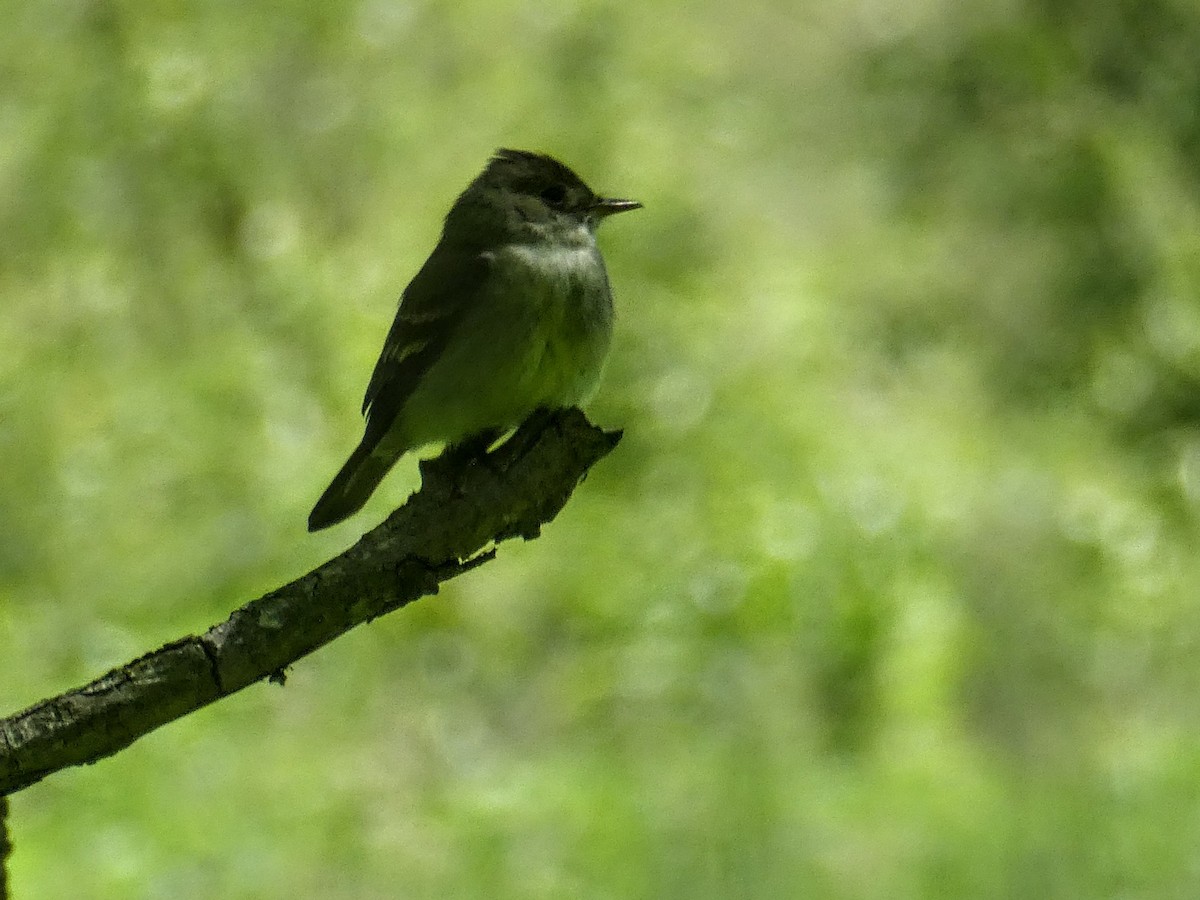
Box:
0;409;621;796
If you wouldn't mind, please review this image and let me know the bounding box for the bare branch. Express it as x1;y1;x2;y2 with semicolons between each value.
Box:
0;409;621;796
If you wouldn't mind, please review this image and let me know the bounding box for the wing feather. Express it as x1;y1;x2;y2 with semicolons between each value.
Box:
360;244;493;443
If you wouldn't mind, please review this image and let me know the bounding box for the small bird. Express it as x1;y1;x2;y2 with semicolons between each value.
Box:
308;149;641;531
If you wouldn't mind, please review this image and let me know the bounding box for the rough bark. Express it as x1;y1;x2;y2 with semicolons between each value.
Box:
0;408;620;796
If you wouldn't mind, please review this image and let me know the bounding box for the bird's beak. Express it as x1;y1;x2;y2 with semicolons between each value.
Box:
591;197;643;217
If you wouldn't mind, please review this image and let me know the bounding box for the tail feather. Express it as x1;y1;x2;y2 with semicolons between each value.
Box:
308;441;396;532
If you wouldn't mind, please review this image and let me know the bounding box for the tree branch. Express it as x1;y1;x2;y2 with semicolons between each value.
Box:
0;408;621;796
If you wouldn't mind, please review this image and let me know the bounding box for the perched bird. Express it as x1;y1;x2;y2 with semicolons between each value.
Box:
308;149;641;531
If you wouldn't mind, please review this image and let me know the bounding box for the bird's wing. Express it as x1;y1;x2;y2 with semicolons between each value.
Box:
361;243;493;442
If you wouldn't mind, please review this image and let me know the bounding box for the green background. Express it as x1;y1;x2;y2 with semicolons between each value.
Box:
5;0;1200;896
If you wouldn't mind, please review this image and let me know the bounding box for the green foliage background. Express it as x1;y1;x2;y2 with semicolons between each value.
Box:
4;0;1200;896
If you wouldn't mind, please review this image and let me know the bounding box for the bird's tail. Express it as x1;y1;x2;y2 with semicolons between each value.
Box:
308;439;397;532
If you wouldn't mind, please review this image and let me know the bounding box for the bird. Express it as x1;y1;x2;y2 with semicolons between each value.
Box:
307;149;641;531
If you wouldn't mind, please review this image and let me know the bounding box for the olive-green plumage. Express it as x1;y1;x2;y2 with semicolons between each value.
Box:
308;150;640;531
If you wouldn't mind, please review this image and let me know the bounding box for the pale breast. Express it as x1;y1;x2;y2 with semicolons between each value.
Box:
495;242;615;406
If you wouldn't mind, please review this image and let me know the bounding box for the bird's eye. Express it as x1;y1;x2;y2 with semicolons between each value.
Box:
539;184;567;207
